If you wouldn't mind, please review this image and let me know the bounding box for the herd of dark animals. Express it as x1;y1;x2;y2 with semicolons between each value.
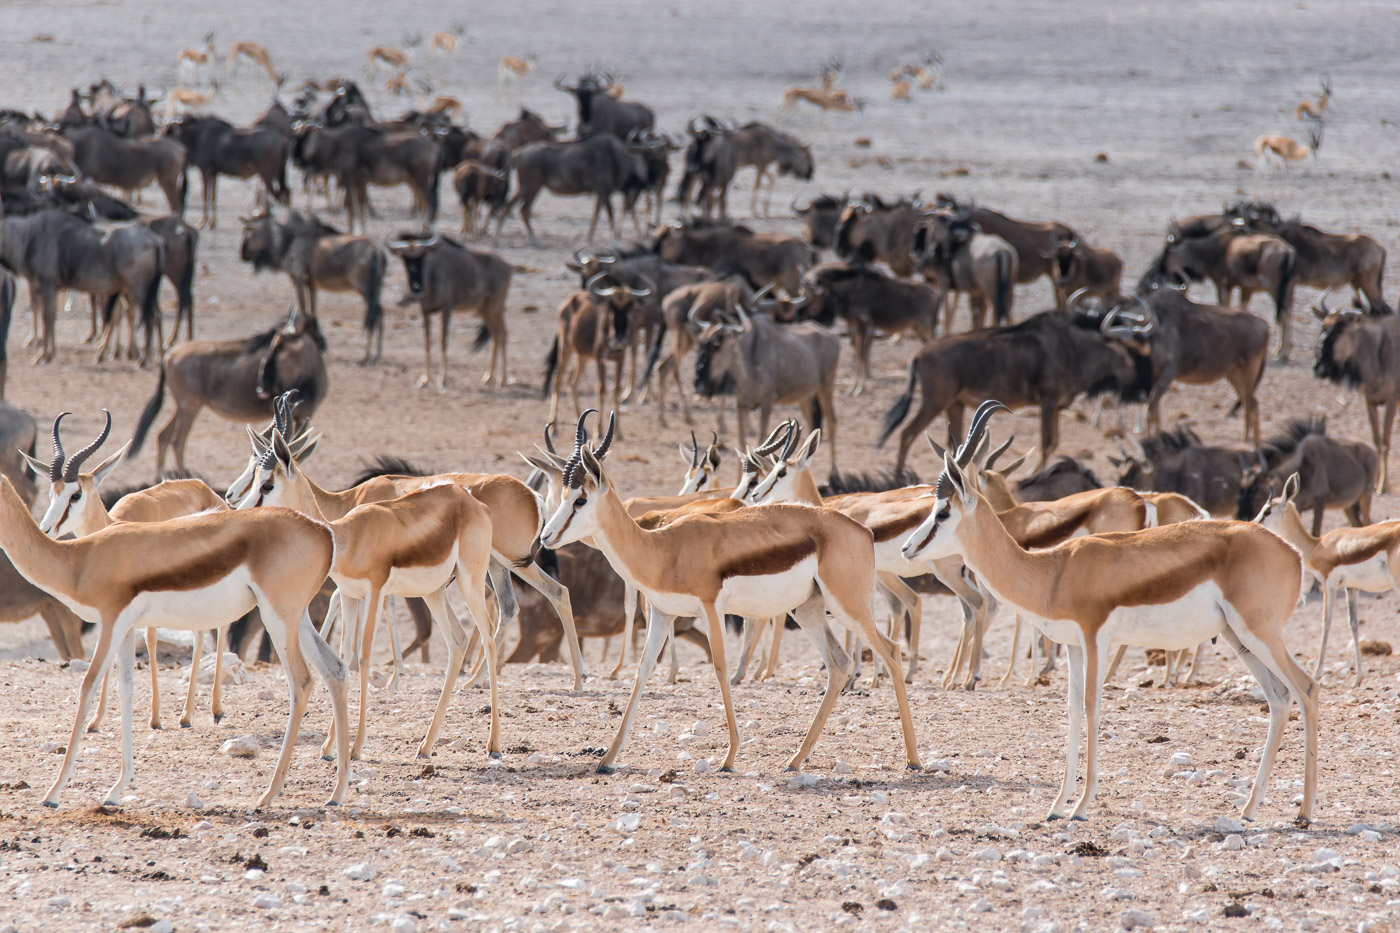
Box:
0;71;1393;669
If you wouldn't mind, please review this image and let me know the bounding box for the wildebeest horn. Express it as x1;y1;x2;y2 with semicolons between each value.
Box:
587;272;617;297
63;409;112;481
735;303;752;331
630;274;655;298
751;282;774;305
1315;287;1333;317
689;430;700;468
571;246;594;266
593;411;617;460
49;412;70;483
791;195;811;213
686;302;712;329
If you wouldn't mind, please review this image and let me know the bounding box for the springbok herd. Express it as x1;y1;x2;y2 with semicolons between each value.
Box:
0;23;1395;870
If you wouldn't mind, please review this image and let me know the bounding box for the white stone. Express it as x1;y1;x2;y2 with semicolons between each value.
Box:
390;917;418;933
383;881;406;898
936;847;955;861
1312;848;1340;864
1105;887;1134;901
691;720;709;737
1164;752;1192;776
186;792;204;809
616;813;642;833
65;659;90;674
37;741;61;754
192;820;212;832
693;758;711;773
253;893;281;909
1220;835;1244;851
221;736;260;759
969;898;993;913
343;861;376;881
506;837;531;854
245;869;265;881
972;847;1002;861
1212;816;1244;834
833;761;853;775
1120;909;1155;930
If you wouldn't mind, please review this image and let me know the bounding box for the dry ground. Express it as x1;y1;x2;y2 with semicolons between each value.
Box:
1;0;1400;930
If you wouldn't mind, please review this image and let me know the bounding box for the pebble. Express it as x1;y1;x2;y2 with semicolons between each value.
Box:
972;847;1002;861
1105;887;1134;901
390;917;418;933
833;761;853;775
37;741;61;754
691;720;709;737
65;659;90;673
221;736;260;759
343;861;376;881
1120;909;1155;930
1212;816;1244;835
383;881;406;898
1164;752;1192;777
253;893;281;909
693;758;711;773
506;837;531;854
192;820;212;832
935;847;956;861
1221;835;1244;852
786;773;821;789
969;898;993;913
245;869;265;881
616;813;642;833
47;897;70;908
187;792;204;809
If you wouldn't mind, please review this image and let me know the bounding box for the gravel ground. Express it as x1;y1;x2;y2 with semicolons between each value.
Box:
1;0;1400;930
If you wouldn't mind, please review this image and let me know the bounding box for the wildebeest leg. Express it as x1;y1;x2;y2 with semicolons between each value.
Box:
37;282;58;364
736;404;751;452
818;373;838;480
603;194;620;243
1312;502;1324;537
484;297;509;386
85;294;101;343
1036;403;1058;472
1213;278;1230;305
586;195;604;244
1379;400;1396;494
850;323;869;396
941;290;959;333
437;309;451;389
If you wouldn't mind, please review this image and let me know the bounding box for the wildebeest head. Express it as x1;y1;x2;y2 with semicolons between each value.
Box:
1312;290;1375;388
692;305;755;398
239;212;283;271
792;193;846;249
779;140;814;181
587;271;653;352
386;230;441;296
557;74;605;130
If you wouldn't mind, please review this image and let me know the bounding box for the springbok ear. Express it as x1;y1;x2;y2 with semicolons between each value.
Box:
1282;472;1300;502
943;451;967;496
19;451;48;479
706;445;721;469
91;441;130;487
1001;452;1027;477
580;445;605;489
795;429;822;469
248;427;271;457
519;452;555;473
678;443;693;465
271;431;294;469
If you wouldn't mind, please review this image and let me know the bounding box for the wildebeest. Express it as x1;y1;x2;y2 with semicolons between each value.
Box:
542;273;653;432
934;194;1077;307
792;193;847;249
730;122;813;216
1232;205;1388;313
835;194;921;276
800;261;940;395
387;231;512;388
640;276;757;427
1049;233;1123;304
0;208;163;364
144;214;199;346
491;108;564;151
677;115;735;220
623;129;675;229
1237;418;1376;535
129;313;328;478
293;122;442;233
64;124;187;213
693;306;840;478
1313;293;1400;492
451;160;510;236
555;73;655;140
916;209;1018;330
1154;224;1297;359
0;271;13;395
164;115;291;228
1011;457;1102;503
1112;428;1249;517
652;217;816;296
240;210;386;362
501;134;645;245
876;310;1154;475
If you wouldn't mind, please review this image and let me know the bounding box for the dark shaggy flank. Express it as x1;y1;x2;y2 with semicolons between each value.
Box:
1259;417;1327;467
349;455;431;488
1141;427;1205;458
1314;319;1365;388
819;467;921;496
1016;458;1101;490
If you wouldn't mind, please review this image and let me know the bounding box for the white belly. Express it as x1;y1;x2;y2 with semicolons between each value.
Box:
334;550;457;602
874;540;924;578
1028;581;1227;653
715;556;818;619
1332;554;1394;595
124;569;259;631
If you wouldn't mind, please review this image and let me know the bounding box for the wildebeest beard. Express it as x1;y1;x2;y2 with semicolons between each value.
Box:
693;337;736;398
401;256;425;296
1085;348;1154;404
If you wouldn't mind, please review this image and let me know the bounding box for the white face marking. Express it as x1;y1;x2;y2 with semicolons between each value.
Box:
902;497;958;562
750;461;793;504
540;483;597;549
225;455;259;505
39;481;86;537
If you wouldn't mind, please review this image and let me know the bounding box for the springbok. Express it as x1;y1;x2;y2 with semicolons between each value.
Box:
430;25;466;56
27;412;229;732
226;42;281;85
540;412;922;775
778;87;859;121
497;56;535;104
176;32;217;87
1255;473;1399;686
1294;75;1332;122
1255;124;1322;176
903;402;1317;823
365;36;418;78
0;471;349;810
238;433;499;762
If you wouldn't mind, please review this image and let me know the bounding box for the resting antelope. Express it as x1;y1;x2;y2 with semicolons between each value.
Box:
226;41;280;85
540;413;922;774
27;412;229;732
176;32;217;87
239;433;499;762
0;471;349;809
903;402;1317;823
1255;473;1398;686
1294;75;1332;122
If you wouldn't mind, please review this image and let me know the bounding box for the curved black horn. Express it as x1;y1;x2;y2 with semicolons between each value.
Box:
955;400;1010;465
49;412;70;483
544;424;558;455
63;409;112;480
689;430;700;468
754;421;792;457
593;411;617;460
562;409;597;488
781;422;802;461
983;434;1014;471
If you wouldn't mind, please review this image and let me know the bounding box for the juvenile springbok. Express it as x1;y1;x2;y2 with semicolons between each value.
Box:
0;471;349;809
1254;473;1398;686
27;412;228;732
540;412;922;774
903;402;1317;823
239;433;499;761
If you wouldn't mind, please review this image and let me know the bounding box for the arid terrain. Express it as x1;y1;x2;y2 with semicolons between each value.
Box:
1;0;1400;930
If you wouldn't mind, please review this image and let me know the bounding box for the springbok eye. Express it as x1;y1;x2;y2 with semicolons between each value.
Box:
778;469;787;478
574;496;588;508
260;481;274;495
937;507;950;522
71;491;82;501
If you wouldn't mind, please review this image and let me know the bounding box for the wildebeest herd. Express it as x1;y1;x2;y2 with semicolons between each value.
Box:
0;46;1394;847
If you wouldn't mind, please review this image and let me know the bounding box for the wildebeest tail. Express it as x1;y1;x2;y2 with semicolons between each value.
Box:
541;336;560;398
639;319;668;390
128;361;167;457
876;359;919;447
472;323;491;351
993;251;1012;325
0;274;13;385
1273;250;1295;322
139;242;164;342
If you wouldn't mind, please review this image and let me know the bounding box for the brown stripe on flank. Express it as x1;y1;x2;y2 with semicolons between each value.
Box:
132;536;253;593
871;510;926;543
718;538;817;581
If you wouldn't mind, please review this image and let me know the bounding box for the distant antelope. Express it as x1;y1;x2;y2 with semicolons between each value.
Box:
226;41;280;85
1294;75;1332;122
430;25;466;56
819;56;844;90
1255;124;1322;177
778;86;859;122
385;71;411;96
427;94;463;121
889;72;913;102
365;35;419;78
176;32;216;87
497;55;535;104
157;84;219;122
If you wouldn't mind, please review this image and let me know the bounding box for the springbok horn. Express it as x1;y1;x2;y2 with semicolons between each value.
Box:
781;421;802;461
983;434;1014;471
755;421;793;457
955;400;1011;464
63;409;112;481
544;424;557;455
562;409;597;488
593;411;617;460
689;430;700;469
49;412;70;483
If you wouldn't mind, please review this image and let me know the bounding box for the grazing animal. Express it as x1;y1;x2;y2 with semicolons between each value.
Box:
164;115;291;229
501;134;645;245
1113;429;1250;518
792;193;847;249
934;194;1077;309
652;217;816;296
128;314;327;478
1294;75;1332;122
543;273;654;431
1232;205;1388;314
225;42;281;85
64;125;188;214
835;194;922;277
778;87;859;121
555;73;655;140
492;108;563;151
903;402;1317;824
176;32;218;87
240;211;386;362
916;209;1018;329
452;160;510;236
387;231;513;388
1237;418;1376;536
1255;124;1323;177
1313;293;1400;492
1048;233;1123;306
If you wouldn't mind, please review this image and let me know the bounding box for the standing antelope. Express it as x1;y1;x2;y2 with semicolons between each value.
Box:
1255;473;1398;686
226;42;281;85
176;32;217;87
1255;124;1322;177
902;402;1317;824
778;87;859;122
238;434;500;762
497;56;535;104
540;412;922;775
0;472;349;809
365;36;418;78
430;25;466;57
1294;75;1332;122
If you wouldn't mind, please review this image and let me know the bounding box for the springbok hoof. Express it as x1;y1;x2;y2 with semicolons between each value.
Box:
325;799;341;807
488;751;502;760
41;800;58;809
595;764;616;775
719;766;735;773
